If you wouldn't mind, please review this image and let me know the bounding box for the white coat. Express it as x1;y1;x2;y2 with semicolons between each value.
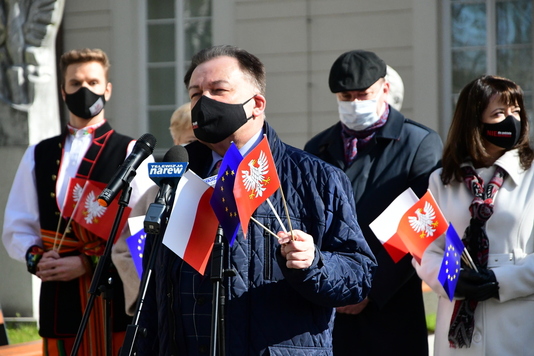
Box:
415;149;534;356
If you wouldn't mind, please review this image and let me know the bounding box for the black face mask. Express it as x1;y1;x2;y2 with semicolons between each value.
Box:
64;87;106;119
482;115;521;149
191;95;254;143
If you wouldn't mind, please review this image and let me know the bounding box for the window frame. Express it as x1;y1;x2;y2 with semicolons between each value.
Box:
441;0;533;136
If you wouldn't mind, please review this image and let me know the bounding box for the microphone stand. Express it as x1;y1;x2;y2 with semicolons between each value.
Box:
119;195;176;355
71;186;132;356
210;226;236;356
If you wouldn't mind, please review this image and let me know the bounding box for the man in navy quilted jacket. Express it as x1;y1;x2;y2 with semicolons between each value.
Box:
137;45;376;356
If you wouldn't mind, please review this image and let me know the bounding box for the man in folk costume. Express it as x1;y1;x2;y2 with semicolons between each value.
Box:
2;48;155;356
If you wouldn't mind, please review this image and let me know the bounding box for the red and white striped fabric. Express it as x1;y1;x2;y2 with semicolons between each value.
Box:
369;188;417;263
163;170;219;274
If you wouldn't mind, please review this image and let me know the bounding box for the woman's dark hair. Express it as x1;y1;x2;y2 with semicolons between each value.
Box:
441;75;534;184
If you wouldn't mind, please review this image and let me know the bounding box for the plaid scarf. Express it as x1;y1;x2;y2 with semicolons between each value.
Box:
448;165;506;348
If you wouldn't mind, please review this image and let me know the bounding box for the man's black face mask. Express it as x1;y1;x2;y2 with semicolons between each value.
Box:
191;95;254;143
64;87;106;119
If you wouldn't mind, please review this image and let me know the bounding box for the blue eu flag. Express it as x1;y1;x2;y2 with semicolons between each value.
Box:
438;223;464;301
126;228;146;279
209;143;243;246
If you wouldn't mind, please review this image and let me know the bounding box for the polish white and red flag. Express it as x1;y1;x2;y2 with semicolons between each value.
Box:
162;170;219;275
369;188;416;263
370;188;448;264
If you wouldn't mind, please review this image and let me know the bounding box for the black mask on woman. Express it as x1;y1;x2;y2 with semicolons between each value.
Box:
64;87;106;119
191;95;255;143
482;115;521;149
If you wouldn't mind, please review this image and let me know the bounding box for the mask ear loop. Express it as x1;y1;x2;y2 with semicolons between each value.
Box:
244;95;258;121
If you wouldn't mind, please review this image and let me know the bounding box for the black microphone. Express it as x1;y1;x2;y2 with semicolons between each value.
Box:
97;133;157;207
144;145;189;234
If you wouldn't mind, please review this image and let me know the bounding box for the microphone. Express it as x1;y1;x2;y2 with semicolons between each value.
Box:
97;133;157;207
144;145;189;234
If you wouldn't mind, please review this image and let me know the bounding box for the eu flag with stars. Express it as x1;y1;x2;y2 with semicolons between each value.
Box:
126;228;147;279
438;223;464;301
210;143;243;246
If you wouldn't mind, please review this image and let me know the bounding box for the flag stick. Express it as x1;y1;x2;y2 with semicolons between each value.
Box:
53;208;65;251
278;187;295;241
56;217;76;252
55;181;88;252
462;248;479;272
461;254;471;268
266;198;288;233
251;217;279;239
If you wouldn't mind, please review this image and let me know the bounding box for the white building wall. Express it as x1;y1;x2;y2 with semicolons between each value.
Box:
60;0;441;148
231;0;440;148
0;0;441;318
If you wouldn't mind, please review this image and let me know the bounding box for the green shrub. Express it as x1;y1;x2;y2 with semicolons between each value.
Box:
5;321;40;344
426;313;436;333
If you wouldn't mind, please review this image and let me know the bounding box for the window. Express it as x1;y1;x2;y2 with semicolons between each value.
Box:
144;0;212;151
442;0;533;130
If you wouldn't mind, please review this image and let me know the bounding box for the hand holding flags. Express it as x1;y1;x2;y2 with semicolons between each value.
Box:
371;188;478;300
164;136;292;274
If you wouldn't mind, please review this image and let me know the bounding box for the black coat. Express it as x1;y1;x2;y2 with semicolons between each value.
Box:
304;107;442;356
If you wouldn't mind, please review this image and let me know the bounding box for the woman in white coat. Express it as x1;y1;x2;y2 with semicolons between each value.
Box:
415;75;534;356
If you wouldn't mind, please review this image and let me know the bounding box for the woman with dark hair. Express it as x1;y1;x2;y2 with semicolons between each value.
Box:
415;75;534;355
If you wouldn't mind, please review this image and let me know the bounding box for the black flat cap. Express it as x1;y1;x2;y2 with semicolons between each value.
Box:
329;50;387;93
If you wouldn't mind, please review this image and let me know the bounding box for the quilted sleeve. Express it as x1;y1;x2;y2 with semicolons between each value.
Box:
277;164;377;307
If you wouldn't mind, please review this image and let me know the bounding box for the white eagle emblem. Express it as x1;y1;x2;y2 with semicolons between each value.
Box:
83;191;107;224
241;150;271;199
408;201;439;238
72;183;84;203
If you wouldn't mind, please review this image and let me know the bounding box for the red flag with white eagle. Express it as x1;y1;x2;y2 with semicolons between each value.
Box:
233;136;281;237
67;179;131;241
397;190;448;264
62;177;87;218
370;188;448;264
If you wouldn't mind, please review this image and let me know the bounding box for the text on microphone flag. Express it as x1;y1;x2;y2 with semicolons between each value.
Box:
148;162;187;176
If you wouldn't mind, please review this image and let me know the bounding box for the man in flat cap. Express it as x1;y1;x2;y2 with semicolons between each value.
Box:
304;49;443;356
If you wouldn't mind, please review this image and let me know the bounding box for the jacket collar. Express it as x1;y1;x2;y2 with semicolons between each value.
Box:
186;122;283;178
493;149;524;186
374;106;403;141
461;149;524;187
